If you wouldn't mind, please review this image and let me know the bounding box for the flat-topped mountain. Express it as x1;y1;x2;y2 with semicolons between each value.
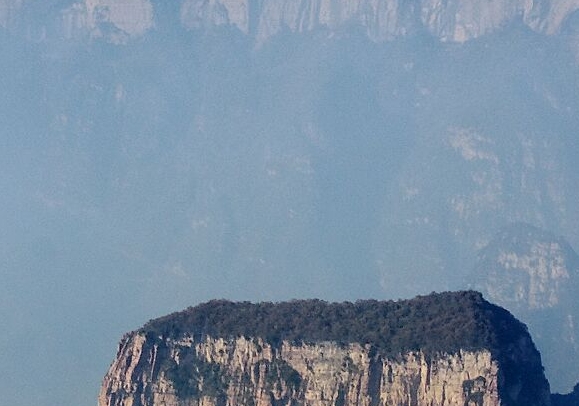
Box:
99;291;551;406
3;2;579;405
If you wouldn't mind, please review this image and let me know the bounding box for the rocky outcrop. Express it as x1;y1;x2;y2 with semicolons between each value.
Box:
471;223;579;393
100;335;503;406
3;0;579;44
98;293;551;406
178;0;579;44
472;224;579;313
0;0;154;41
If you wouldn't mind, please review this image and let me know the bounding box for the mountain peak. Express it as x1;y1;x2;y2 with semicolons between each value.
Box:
100;292;551;406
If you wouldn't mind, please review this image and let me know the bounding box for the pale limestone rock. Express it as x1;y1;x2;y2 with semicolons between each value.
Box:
540;0;579;34
180;0;233;30
2;0;579;44
419;0;535;42
477;229;576;311
496;241;570;309
84;0;154;40
0;0;153;41
253;0;414;44
99;333;538;406
175;0;579;44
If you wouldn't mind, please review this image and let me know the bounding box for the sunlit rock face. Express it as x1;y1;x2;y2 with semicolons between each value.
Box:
175;0;579;44
100;335;508;406
2;0;579;44
472;224;579;312
83;0;154;40
0;0;153;42
98;294;552;406
471;223;579;393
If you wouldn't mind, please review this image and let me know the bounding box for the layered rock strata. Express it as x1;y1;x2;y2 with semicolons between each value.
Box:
100;335;503;406
99;293;551;406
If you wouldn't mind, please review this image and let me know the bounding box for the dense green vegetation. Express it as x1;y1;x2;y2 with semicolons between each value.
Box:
140;291;528;357
139;291;550;406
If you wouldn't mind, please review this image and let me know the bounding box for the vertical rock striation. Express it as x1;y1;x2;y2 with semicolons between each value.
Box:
176;0;579;44
2;0;579;44
100;335;505;406
98;292;551;406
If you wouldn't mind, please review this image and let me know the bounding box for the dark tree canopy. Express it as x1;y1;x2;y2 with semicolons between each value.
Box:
140;290;529;357
137;291;550;406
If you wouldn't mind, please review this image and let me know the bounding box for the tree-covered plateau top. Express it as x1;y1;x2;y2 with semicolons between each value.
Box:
140;291;530;358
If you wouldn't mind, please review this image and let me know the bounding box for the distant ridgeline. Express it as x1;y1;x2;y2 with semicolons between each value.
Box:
100;291;552;406
141;291;527;356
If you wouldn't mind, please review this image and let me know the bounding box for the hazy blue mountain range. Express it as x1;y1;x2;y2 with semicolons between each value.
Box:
1;1;579;405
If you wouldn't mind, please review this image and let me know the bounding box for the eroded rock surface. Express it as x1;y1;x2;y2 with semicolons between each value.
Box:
3;0;579;44
99;294;551;406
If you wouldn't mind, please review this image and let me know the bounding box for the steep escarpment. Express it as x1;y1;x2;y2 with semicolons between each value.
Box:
99;291;551;406
181;0;579;44
471;223;579;392
3;0;579;44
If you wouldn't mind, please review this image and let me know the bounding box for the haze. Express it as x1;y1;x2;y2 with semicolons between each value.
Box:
1;1;579;405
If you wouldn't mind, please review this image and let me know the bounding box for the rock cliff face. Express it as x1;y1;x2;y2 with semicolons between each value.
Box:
3;0;579;44
471;223;579;392
100;335;502;406
472;224;579;313
180;0;579;44
98;293;551;406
